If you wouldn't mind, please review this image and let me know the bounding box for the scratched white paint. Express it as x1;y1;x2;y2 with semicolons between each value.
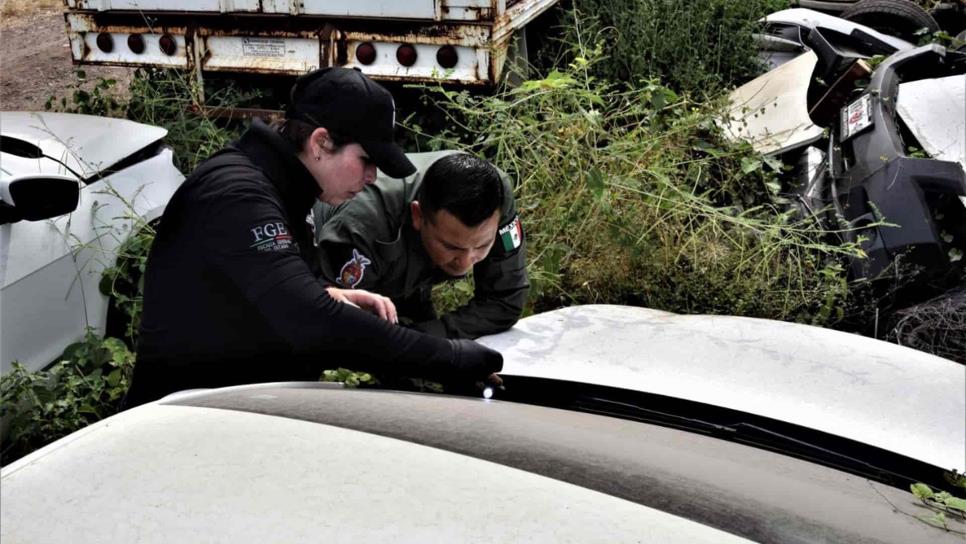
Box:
479;305;966;472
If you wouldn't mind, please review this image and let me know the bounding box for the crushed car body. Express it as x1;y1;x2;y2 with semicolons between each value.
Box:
0;112;185;374
2;304;964;542
724;9;966;287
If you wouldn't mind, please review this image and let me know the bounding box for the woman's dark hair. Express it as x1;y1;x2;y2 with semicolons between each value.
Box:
418;153;505;227
270;118;354;153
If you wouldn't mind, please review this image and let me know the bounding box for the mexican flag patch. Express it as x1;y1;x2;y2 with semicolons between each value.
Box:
498;214;523;251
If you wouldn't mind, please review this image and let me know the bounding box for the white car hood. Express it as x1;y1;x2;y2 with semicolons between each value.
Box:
0;112;167;180
478;305;966;472
722;51;825;155
897;74;966;172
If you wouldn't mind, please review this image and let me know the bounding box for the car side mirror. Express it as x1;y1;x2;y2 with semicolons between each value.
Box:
0;176;80;225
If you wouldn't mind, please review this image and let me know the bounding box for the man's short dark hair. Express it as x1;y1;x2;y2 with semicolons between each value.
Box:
419;154;504;227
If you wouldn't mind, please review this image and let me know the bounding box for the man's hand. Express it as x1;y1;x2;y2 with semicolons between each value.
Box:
326;287;398;324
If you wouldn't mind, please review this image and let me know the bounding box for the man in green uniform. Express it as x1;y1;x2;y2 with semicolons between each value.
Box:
314;151;528;339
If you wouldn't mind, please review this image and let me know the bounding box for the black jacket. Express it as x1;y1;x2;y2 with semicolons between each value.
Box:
125;120;500;406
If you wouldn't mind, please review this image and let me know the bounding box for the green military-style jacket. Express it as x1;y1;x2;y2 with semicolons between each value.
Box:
313;150;528;339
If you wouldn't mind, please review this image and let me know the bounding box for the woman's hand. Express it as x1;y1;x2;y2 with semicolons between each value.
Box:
326;287;398;324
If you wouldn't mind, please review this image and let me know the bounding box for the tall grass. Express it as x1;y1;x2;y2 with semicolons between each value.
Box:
556;0;790;95
414;41;861;326
125;69;243;173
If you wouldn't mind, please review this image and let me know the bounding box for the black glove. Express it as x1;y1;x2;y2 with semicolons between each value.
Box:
448;339;503;382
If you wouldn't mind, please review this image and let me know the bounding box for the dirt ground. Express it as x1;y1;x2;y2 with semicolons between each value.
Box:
1;6;131;111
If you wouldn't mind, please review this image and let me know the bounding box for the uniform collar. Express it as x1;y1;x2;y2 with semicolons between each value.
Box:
235;118;320;219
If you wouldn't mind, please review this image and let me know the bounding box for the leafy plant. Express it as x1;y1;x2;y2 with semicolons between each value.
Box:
321;368;376;388
1;331;135;465
911;481;966;534
125;68;243;173
98;221;156;346
44;70;127;118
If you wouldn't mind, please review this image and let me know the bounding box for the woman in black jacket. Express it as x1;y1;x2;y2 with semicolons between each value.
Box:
123;68;502;407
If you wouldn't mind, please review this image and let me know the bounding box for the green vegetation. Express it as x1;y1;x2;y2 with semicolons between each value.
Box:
415;42;859;324
558;0;790;95
1;332;134;463
910;479;966;534
320;368;376;387
0;1;940;464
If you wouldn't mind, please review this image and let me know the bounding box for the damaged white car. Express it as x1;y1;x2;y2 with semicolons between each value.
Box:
795;0;963;42
2;304;963;542
725;10;966;321
0;112;184;374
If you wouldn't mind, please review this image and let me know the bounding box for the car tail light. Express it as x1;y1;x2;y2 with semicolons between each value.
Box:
96;33;114;53
159;34;177;56
436;45;458;69
396;44;417;67
356;42;376;65
127;34;145;54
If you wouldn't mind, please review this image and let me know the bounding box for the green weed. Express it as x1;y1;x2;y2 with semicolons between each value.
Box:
413;42;863;326
1;331;135;465
125;69;243;173
555;0;790;95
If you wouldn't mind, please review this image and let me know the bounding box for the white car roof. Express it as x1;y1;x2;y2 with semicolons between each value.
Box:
0;397;752;544
0;112;167;181
478;305;966;472
6;384;962;543
765;8;913;52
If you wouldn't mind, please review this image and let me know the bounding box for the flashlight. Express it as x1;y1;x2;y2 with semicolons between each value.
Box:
481;383;505;400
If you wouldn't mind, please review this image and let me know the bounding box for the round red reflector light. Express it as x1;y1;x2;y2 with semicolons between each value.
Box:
159;34;177;56
96;33;114;53
396;44;417;67
355;42;376;65
436;45;458;69
127;33;146;54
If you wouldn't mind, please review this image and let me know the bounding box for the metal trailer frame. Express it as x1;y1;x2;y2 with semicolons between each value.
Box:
62;0;559;97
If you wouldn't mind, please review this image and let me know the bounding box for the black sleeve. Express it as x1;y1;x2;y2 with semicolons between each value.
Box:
396;285;438;325
202;185;499;381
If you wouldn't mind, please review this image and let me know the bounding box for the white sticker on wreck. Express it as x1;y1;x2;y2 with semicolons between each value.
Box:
242;38;285;58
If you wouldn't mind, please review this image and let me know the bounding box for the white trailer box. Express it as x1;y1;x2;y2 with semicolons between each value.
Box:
63;0;558;89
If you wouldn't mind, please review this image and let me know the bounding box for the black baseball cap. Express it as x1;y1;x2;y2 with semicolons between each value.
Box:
287;67;416;178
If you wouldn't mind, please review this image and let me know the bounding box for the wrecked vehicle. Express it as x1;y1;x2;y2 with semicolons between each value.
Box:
757;7;914;70
0;112;185;374
795;0;964;42
2;305;964;542
725;10;966;307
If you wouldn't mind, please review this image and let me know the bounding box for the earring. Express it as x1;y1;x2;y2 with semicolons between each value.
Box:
315;155;320;161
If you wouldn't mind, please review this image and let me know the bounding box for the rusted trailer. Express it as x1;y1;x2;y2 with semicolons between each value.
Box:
63;0;558;93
